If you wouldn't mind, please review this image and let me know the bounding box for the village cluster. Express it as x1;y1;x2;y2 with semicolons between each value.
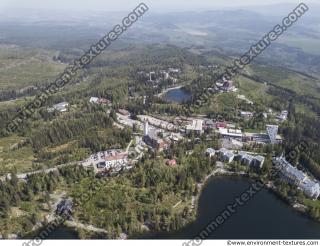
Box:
114;107;319;200
137;68;180;86
44;66;319;201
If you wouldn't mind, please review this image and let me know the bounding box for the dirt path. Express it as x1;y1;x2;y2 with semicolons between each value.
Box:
65;221;108;234
173;200;182;208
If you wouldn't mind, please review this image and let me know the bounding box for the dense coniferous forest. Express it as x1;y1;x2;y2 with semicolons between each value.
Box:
0;44;320;238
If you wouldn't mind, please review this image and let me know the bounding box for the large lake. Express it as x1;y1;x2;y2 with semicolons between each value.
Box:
45;177;320;239
141;177;320;239
162;88;192;103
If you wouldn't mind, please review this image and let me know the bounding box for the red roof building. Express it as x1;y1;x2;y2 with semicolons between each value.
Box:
166;159;177;166
215;122;228;129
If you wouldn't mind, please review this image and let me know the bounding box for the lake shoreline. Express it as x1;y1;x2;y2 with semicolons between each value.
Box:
201;171;314;224
157;85;184;98
138;169;320;239
25;170;320;240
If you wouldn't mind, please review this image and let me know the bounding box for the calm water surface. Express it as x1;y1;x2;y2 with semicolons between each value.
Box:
163;88;192;103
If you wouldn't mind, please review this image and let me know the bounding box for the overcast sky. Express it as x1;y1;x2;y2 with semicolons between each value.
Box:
0;0;316;12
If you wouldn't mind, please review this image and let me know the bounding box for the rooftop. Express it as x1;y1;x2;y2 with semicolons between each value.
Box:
219;128;243;138
255;155;265;163
206;148;215;154
186;119;203;132
266;125;279;144
273;157;307;182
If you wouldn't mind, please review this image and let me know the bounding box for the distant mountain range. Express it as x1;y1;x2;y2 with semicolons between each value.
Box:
0;4;319;76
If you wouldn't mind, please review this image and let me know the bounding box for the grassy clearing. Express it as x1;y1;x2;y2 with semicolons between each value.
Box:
279;35;320;55
250;64;320;99
244;129;267;134
43;141;77;154
236;75;272;103
0;135;25;151
0;135;44;174
0;145;36;175
0;46;66;91
294;103;317;118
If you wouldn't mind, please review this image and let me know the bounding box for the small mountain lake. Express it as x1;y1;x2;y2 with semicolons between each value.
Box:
162;87;192;103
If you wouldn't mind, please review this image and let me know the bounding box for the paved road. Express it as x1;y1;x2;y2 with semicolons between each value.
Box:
1;162;78;181
1;137;144;181
126;140;133;152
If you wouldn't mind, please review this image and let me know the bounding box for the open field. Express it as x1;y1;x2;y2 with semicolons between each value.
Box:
0;135;37;175
250;64;320;99
0;45;66;91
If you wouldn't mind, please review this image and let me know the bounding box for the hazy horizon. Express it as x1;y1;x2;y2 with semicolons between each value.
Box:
0;0;318;12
